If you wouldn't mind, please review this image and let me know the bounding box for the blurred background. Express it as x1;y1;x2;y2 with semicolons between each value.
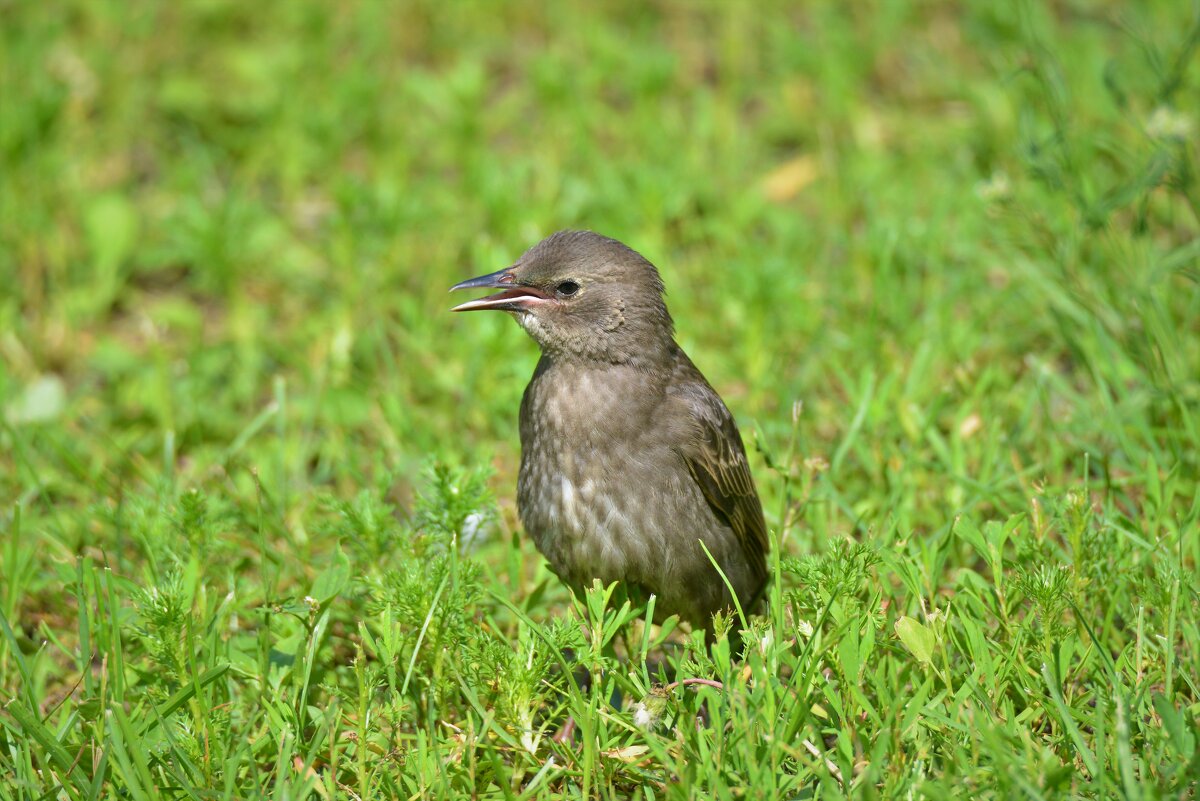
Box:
2;0;1196;541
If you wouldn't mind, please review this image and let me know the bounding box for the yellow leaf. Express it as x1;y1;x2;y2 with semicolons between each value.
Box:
762;155;818;202
602;745;650;762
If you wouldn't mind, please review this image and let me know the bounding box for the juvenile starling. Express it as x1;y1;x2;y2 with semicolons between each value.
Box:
451;231;767;628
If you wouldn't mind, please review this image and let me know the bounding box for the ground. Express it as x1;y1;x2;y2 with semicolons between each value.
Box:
1;1;1198;798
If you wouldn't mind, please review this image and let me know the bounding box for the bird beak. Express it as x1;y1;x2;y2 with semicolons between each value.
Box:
449;267;551;313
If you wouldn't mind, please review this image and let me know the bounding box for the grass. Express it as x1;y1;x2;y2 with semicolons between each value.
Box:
1;0;1198;797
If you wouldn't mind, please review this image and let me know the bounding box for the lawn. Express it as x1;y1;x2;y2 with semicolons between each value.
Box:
1;0;1198;798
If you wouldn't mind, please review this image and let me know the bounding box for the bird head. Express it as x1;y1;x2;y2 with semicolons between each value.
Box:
451;231;675;365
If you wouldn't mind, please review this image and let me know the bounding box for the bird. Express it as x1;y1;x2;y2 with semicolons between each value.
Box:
450;230;768;631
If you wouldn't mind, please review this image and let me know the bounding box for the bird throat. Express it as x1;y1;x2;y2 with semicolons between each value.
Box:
515;310;674;369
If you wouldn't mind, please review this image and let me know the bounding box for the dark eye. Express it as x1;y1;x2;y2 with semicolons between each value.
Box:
556;280;580;296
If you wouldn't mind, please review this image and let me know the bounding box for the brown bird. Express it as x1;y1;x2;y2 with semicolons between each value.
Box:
451;231;767;629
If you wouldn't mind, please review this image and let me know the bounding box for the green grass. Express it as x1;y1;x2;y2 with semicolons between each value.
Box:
2;0;1199;797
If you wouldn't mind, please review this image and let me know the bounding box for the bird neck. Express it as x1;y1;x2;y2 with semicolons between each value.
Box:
542;337;675;369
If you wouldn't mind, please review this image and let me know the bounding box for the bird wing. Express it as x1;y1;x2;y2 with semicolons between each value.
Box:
670;355;769;584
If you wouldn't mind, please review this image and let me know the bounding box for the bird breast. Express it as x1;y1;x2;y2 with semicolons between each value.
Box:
516;361;679;585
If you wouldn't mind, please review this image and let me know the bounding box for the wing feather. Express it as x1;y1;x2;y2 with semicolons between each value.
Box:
670;355;769;591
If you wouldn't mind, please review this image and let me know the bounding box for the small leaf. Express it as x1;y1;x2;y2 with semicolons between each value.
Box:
77;697;104;721
311;548;350;603
895;615;937;664
954;517;989;563
838;624;861;680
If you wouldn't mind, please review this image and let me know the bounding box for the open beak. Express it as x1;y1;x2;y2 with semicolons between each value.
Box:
449;267;551;313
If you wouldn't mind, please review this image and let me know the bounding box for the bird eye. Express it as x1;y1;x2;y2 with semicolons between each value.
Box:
556;280;580;297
